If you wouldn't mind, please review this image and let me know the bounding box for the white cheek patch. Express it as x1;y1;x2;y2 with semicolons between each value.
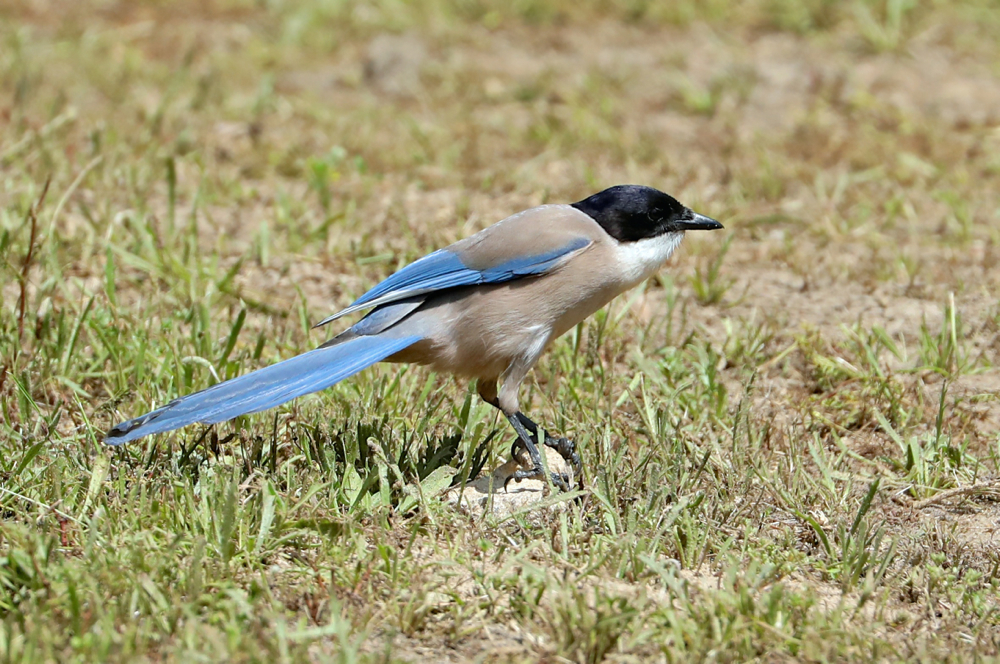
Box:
614;232;685;285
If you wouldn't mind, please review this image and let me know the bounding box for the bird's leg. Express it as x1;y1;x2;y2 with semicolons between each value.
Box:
509;412;537;458
504;412;570;491
513;411;582;484
478;388;530;458
482;393;578;466
477;378;578;491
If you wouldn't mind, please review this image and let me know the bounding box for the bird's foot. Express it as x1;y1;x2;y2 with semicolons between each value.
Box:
510;434;580;472
503;465;572;492
504;417;581;493
542;436;582;479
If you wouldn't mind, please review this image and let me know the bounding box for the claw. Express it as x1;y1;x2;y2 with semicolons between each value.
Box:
501;412;582;493
540;436;583;490
510;438;522;460
504;464;571;492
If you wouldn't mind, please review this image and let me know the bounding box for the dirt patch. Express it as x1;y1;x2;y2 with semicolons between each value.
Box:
948;503;1000;548
447;446;576;519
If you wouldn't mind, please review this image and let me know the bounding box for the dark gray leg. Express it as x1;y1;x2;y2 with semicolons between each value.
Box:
510;411;582;481
477;383;582;491
504;412;571;491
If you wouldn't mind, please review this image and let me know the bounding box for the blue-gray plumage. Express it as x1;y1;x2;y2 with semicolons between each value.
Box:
314;236;592;326
106;335;420;444
106;185;723;489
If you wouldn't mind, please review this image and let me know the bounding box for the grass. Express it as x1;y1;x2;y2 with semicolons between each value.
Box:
2;0;1000;661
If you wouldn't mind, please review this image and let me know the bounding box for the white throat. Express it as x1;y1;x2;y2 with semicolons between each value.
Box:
614;232;685;286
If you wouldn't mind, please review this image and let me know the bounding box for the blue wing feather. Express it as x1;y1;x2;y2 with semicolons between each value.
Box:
315;237;590;328
353;250;473;308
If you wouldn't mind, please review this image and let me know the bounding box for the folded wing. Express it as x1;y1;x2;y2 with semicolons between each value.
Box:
315;207;596;328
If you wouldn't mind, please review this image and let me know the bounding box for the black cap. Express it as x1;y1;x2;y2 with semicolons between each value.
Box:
571;185;723;243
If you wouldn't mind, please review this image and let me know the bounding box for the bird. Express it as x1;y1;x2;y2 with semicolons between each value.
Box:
106;184;723;489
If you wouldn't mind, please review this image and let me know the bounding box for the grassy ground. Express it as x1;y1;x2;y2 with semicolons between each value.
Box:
2;0;1000;661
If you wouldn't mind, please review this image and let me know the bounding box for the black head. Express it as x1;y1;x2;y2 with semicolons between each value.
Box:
571;185;723;243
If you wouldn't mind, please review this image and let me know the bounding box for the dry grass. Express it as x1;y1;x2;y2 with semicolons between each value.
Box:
1;0;1000;661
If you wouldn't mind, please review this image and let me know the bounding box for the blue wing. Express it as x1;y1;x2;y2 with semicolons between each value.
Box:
315;237;591;328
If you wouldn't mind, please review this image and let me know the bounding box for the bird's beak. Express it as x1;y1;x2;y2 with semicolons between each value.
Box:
676;212;724;231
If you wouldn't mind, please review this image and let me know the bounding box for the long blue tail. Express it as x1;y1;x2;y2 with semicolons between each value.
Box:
105;334;421;445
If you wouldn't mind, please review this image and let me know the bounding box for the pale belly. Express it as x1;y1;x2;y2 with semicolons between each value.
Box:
384;277;625;380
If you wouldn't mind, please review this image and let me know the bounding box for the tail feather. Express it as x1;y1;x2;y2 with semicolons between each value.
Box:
105;334;421;445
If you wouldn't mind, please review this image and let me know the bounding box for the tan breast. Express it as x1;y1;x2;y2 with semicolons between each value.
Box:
388;239;626;380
